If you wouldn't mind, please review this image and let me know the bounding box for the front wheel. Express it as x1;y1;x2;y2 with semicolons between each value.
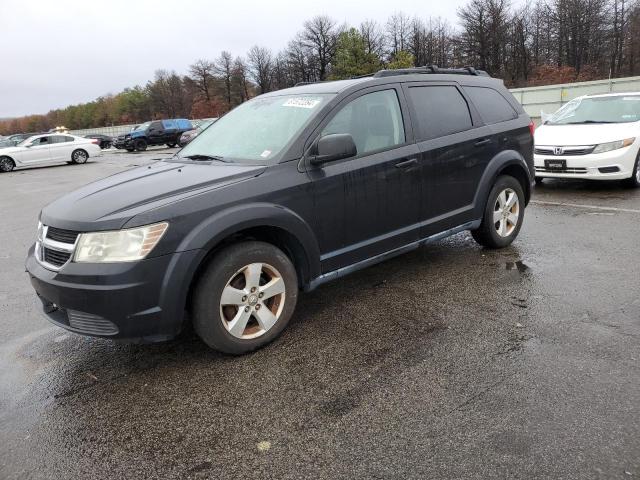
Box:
623;155;640;188
192;241;298;355
471;175;525;249
134;139;147;151
0;156;15;172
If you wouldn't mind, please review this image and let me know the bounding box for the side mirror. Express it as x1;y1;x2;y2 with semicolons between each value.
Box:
310;134;357;166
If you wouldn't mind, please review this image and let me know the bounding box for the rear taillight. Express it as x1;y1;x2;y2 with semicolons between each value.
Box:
528;120;535;137
90;139;99;145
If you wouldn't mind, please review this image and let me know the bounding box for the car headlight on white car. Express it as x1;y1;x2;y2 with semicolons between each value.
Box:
592;137;635;154
74;222;168;263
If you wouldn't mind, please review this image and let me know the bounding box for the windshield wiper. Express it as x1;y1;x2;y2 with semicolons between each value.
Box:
564;120;615;124
181;154;233;163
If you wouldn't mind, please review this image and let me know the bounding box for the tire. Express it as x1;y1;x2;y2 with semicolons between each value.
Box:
70;149;88;164
134;139;147;151
166;143;177;148
623;154;640;188
0;156;15;172
192;241;298;355
125;147;135;152
471;175;525;249
535;177;544;185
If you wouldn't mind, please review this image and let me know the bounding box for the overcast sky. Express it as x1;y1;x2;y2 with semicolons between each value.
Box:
1;0;479;118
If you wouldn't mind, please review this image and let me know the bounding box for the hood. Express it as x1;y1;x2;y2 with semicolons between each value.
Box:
0;145;23;154
535;122;640;146
41;161;267;231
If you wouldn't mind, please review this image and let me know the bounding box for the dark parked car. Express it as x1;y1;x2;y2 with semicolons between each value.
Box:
179;118;217;147
84;134;113;149
113;119;193;152
27;66;534;354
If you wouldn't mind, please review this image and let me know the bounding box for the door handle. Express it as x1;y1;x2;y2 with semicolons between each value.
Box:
394;158;418;169
474;138;491;147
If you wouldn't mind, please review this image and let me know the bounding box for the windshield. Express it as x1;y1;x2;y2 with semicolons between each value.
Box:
17;136;36;146
133;122;150;132
547;95;640;125
178;94;333;164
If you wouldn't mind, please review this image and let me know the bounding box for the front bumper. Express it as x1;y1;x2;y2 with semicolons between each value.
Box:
113;137;134;149
26;246;202;342
534;146;638;180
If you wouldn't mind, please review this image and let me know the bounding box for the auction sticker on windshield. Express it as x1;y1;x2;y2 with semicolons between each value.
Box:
282;98;322;109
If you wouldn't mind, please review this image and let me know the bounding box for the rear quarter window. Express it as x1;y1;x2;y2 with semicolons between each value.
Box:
465;86;517;124
406;85;473;141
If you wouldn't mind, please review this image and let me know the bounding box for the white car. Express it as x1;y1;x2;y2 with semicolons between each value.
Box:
0;133;102;172
534;93;640;187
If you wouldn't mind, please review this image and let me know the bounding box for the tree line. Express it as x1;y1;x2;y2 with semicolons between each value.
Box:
2;0;639;135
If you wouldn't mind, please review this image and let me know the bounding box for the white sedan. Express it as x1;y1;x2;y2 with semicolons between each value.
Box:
534;93;640;187
0;133;102;172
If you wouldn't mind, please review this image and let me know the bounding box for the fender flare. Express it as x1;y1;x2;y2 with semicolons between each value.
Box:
473;150;533;218
177;202;322;282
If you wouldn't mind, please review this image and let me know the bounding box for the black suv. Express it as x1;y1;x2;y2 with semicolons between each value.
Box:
26;67;534;354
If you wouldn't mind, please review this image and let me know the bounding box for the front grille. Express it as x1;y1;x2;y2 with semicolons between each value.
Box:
67;310;119;336
43;248;72;266
535;147;595;156
535;166;588;174
46;226;79;244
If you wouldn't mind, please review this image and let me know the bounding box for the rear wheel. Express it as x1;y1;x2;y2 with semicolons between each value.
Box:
192;241;298;355
70;149;88;164
0;156;15;172
134;139;147;151
166;143;177;148
125;147;135;152
471;175;525;249
623;155;640;188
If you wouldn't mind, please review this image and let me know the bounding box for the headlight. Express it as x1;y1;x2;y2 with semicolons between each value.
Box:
74;222;168;263
592;138;635;154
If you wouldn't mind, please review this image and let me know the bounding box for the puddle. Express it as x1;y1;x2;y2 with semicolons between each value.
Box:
505;260;530;272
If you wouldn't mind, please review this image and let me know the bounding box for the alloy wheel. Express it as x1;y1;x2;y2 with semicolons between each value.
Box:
493;188;520;237
73;150;87;163
219;262;286;340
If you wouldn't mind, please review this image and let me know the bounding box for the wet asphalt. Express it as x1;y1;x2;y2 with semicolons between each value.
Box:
0;149;639;479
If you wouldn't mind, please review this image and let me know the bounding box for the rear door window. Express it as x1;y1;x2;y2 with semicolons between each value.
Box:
465;86;517;124
407;85;472;141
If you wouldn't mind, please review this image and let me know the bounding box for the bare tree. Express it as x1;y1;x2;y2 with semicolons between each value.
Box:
302;15;339;80
214;51;234;108
247;45;274;94
188;59;216;102
386;11;411;58
359;19;386;58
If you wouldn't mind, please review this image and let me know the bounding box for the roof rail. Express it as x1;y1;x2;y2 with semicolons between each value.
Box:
373;65;490;78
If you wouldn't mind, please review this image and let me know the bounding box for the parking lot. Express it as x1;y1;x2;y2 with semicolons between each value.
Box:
0;149;639;479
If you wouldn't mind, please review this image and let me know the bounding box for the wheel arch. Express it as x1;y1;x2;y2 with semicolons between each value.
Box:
0;154;16;164
173;203;321;323
473;150;533;218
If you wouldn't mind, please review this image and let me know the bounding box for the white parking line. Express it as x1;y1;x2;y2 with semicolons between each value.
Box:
531;200;640;214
